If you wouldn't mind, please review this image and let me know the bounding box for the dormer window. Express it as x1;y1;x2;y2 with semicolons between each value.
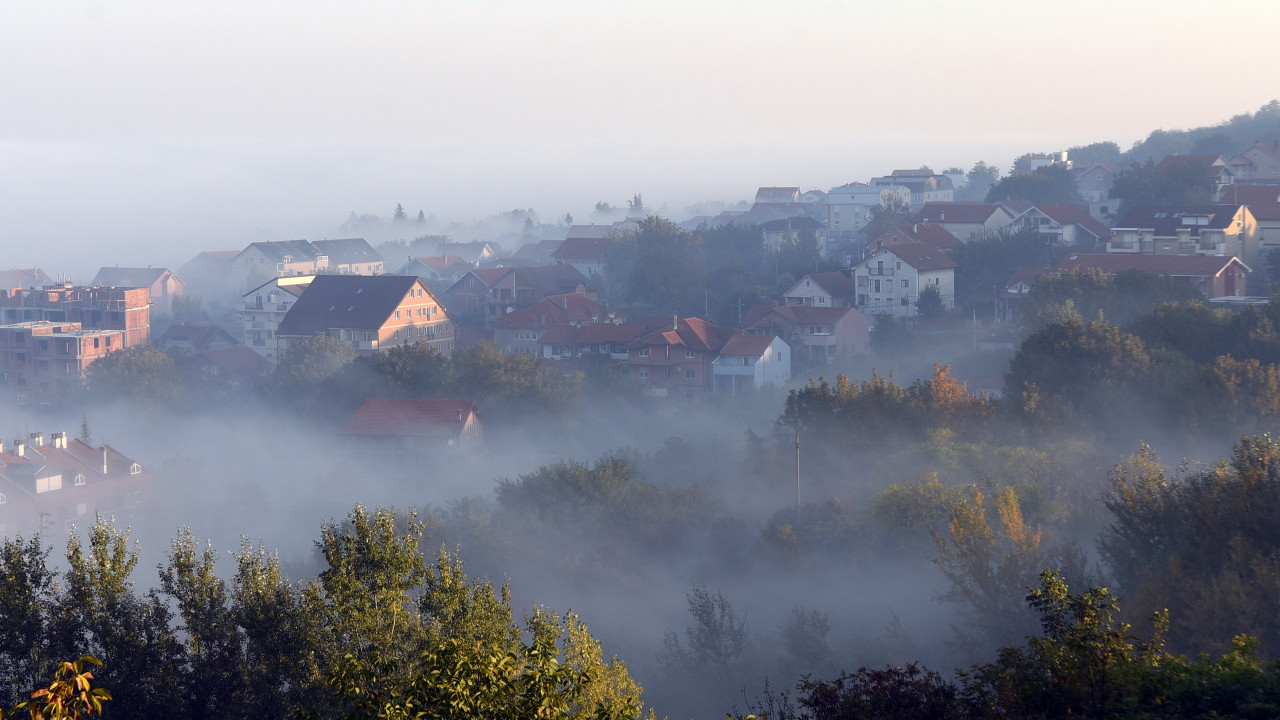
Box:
74;474;86;486
130;463;141;475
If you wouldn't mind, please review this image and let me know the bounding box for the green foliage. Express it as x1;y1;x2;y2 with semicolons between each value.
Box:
985;165;1081;205
954;162;1001;202
449;341;583;418
266;333;356;405
916;284;945;319
796;663;963;720
1025;267;1202;328
1109;158;1214;213
862;196;913;241
1065;141;1122;167
0;535;57;707
948;226;1051;310
1100;436;1280;656
85;345;183;405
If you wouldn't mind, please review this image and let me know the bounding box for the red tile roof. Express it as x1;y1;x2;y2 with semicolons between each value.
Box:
1034;204;1112;239
887;244;959;271
554;236;612;262
341;398;478;437
1055;253;1249;277
911;203;1008;224
719;333;775;357
1219;185;1280;221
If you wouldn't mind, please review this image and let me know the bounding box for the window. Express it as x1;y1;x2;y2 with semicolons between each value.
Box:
393;330;400;339
638;368;649;379
395;310;401;319
638;348;650;358
685;369;696;379
685;350;696;358
901;297;908;306
901;279;909;288
74;474;85;486
130;463;142;475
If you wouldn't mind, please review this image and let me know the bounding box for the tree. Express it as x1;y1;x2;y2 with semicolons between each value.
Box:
393;203;406;222
662;587;748;672
1109;158;1214;214
627;193;645;216
985;164;1081;205
1066;141;1121;167
264;333;356;406
916;284;945;319
416;210;425;223
85;346;184;406
955;162;1000;202
862;196;913;241
0;534;58;708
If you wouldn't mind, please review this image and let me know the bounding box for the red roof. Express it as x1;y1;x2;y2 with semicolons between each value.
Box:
494;293;617;329
1055;253;1250;277
630;316;732;353
800;271;856;298
553;236;612;262
341;398;479;437
886;244;959;271
719;333;775;357
1219;185;1280;221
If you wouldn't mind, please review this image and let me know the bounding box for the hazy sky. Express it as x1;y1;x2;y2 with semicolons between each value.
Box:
3;0;1278;276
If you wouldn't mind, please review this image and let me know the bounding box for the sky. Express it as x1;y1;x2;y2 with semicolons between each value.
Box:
3;0;1279;277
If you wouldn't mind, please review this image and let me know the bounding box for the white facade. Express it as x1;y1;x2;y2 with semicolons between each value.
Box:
826;184;911;238
237;275;314;363
852;248;955;318
712;336;790;395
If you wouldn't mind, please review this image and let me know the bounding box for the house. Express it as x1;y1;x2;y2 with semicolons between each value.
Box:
177;250;238;304
192;346;272;391
1229;142;1280;184
625;316;734;397
1072;163;1117;202
230;240;326;290
275;275;454;358
995;267;1052;324
870;171;954;209
825;182;912;242
311;238;386;275
0;283;151;346
754;187;802;205
156;323;239;353
535;320;659;361
712;334;790;395
0;268;52;293
0;431;152;537
1108;204;1258;289
852;245;958;318
760;217;828;256
341;398;482;452
393;255;476;291
866;223;963;255
0;321;124;411
783;272;857;307
238;275;314;362
1220;185;1280;288
507;239;564;266
91;266;184;316
740;304;871;362
493;293;620;356
1055;253;1250;298
909;203;1014;242
554;226;614;278
432;240;497;264
1009;205;1112;248
447;265;591;327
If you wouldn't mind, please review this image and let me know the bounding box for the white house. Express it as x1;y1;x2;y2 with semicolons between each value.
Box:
712;334;790;395
237;275;315;362
825;182;912;240
853;245;957;318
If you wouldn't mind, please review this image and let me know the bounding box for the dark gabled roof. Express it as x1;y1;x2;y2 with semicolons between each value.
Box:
239;240;319;263
158;323;238;349
276;275;422;336
91;267;174;288
1115;205;1242;236
1055;253;1250;278
508;265;591;296
871;224;963;252
494;293;616;329
911;203;1009;225
1156;154;1231;177
554;236;612;262
565;224;613;240
754;186;801;204
445;267;512;294
760;216;826;232
342;398;478;437
311;238;382;265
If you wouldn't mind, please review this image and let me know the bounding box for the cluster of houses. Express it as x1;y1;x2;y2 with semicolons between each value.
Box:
2;141;1280;533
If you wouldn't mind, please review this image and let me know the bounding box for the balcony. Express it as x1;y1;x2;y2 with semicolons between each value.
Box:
865;268;895;276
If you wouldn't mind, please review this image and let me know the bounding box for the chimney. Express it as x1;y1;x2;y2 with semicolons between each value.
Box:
29;432;43;447
52;432;67;449
673;314;678;331
14;440;25;457
101;446;108;474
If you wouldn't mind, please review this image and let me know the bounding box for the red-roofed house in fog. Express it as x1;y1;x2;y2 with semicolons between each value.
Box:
740;304;871;363
341;398;482;452
0;431;152;536
625;316;734;397
711;333;790;395
852;245;958;317
1055;253;1249;298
